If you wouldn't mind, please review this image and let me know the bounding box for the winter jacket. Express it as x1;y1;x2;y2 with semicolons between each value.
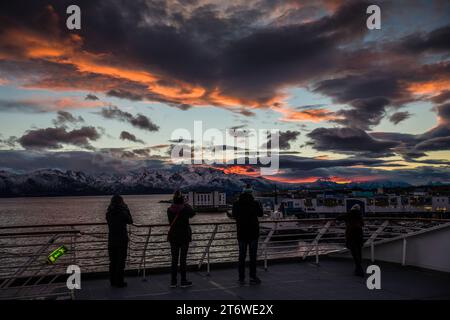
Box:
338;211;364;248
231;193;264;241
106;204;133;246
167;203;196;244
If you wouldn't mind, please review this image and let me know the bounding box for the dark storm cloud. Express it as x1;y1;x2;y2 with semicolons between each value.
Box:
415;136;450;152
314;74;403;104
17;127;101;150
213;154;392;173
85;94;99;101
402;151;427;159
1;0;449;176
398;25;450;54
0;150;165;174
276;155;389;171
1;0;447;129
0;136;18;148
264;130;301;150
168;138;194;144
0;99;47;113
307;127;400;154
131;148;151;157
119;131;144;144
369;103;450;156
211;145;248;152
0;0;372;108
333;97;391;130
97;106;159;132
218;0;370;101
228;127;255;138
271;165;450;185
408;158;450;166
52;111;85;127
107;89;144;101
369;132;417;144
417;103;450;141
389;111;412;125
236;109;255;117
175;104;192;111
431;90;450;104
435;102;450;121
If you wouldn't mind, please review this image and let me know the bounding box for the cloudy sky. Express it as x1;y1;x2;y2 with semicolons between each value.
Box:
0;0;449;184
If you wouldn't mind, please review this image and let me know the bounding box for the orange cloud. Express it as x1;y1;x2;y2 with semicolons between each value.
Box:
0;25;283;111
407;79;450;96
12;97;105;111
51;97;105;110
274;106;338;123
216;165;261;177
264;176;320;183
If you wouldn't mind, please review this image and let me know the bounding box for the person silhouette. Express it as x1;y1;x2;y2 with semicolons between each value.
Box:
167;190;196;288
231;184;264;285
106;194;133;287
338;204;365;277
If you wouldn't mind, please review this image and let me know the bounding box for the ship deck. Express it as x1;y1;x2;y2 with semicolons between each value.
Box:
76;258;450;300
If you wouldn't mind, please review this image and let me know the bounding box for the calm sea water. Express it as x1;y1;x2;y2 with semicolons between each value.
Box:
0;194;230;227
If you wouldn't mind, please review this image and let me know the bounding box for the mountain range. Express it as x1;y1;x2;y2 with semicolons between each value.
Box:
0;167;413;197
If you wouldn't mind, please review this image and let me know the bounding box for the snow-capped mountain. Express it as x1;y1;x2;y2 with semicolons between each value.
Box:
0;167;277;196
0;167;417;197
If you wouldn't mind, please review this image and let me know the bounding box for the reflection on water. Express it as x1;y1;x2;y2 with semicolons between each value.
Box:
0;195;343;279
0;194;231;226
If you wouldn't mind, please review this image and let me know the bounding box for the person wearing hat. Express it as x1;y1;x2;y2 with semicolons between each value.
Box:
338;204;365;277
231;184;264;285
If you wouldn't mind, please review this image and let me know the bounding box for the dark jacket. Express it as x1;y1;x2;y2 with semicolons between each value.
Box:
106;203;133;246
337;210;364;248
231;193;264;241
167;203;196;244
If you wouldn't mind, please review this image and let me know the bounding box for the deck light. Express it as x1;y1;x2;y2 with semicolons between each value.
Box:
47;246;68;264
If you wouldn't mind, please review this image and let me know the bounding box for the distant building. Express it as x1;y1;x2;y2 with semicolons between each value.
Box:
186;191;227;212
277;192;449;217
352;191;374;198
433;196;450;213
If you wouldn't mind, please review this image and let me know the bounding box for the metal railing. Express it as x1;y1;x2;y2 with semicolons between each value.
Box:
0;217;448;299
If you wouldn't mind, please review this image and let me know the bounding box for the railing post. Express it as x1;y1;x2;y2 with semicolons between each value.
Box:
142;248;146;280
262;222;276;271
264;249;268;271
198;224;218;271
207;250;210;275
402;238;407;266
139;226;152;280
364;220;389;246
371;241;375;262
70;226;77;266
127;226;131;267
315;242;319;265
0;233;60;289
303;221;331;260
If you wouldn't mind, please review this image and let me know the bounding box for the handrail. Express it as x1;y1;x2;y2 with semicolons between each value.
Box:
0;217;449;299
0;216;448;231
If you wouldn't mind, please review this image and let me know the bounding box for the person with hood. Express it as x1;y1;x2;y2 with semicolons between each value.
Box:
231;184;264;285
106;194;133;287
338;204;365;277
167;190;196;288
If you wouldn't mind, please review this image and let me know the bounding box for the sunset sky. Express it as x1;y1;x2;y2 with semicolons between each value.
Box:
0;0;449;184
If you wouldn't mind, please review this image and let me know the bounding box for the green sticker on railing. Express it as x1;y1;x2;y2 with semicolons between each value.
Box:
47;245;68;264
